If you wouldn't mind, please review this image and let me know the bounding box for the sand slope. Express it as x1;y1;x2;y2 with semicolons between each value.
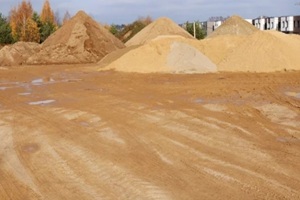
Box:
193;35;246;66
0;65;300;199
217;31;300;72
26;11;125;65
0;42;41;66
125;17;194;46
100;36;217;74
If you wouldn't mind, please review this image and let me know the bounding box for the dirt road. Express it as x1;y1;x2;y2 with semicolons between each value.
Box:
0;65;299;199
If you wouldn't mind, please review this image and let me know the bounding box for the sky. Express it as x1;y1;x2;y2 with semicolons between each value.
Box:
0;0;299;24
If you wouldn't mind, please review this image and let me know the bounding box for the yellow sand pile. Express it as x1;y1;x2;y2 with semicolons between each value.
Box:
196;15;300;72
26;11;125;65
0;42;41;66
219;31;300;71
208;15;258;38
99;36;217;74
198;31;300;72
125;17;194;46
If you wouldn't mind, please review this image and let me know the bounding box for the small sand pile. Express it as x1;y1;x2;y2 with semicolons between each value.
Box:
0;42;41;66
125;17;194;46
99;36;217;74
26;11;125;65
208;15;258;38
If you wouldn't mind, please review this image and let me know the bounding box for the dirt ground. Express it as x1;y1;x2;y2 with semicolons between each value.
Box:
0;65;299;200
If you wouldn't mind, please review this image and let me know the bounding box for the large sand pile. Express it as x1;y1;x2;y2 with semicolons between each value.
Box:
208;15;258;38
0;42;41;66
27;11;125;65
99;36;217;74
216;31;300;72
125;17;194;46
196;15;300;72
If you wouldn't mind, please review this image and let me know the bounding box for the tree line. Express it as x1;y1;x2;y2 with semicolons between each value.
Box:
107;17;207;41
0;0;71;45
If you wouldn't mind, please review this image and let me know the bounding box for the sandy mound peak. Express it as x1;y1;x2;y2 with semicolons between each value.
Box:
26;10;125;65
99;36;217;74
0;42;41;66
125;17;194;46
208;15;258;38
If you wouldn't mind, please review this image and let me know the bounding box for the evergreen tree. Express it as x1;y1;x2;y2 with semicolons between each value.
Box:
40;21;55;42
32;12;42;28
0;13;13;44
109;24;118;35
185;21;206;39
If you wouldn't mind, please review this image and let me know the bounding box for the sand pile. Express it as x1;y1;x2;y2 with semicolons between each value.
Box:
97;17;213;74
26;11;125;65
0;42;41;66
216;30;300;72
208;15;258;38
99;36;217;74
125;17;194;46
194;15;300;72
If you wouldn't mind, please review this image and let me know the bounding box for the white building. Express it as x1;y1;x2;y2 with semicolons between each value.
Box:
206;20;223;35
253;17;266;30
268;17;279;30
213;21;222;30
253;15;300;33
280;16;296;33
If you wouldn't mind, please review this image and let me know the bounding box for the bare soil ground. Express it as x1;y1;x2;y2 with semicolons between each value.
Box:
0;64;300;200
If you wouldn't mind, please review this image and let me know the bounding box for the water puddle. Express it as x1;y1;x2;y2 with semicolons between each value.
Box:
285;91;300;99
64;79;82;83
31;78;55;85
18;92;31;96
194;98;204;103
277;137;300;143
28;99;56;105
31;78;44;85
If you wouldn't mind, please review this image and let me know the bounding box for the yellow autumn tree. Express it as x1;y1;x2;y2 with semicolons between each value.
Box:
40;0;55;24
22;18;40;42
9;0;36;41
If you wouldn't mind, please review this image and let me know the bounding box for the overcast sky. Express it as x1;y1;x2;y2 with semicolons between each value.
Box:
0;0;299;24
